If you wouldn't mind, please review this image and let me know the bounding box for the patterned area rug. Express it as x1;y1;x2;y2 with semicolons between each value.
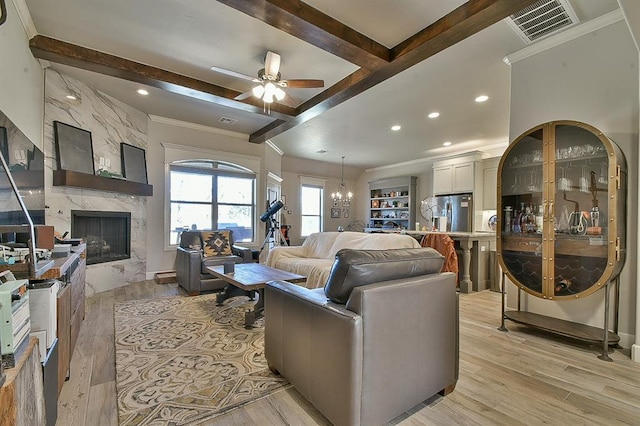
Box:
114;293;290;425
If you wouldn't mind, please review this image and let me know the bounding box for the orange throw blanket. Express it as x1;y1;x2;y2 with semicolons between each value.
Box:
420;233;459;276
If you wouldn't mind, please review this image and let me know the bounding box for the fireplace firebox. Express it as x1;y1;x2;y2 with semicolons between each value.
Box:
71;210;131;265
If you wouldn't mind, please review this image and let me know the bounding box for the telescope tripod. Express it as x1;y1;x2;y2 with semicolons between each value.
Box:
259;215;288;254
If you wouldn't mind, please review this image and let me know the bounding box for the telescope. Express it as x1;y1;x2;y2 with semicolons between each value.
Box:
260;200;284;222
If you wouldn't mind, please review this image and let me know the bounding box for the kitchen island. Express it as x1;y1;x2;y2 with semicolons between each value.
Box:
366;229;496;293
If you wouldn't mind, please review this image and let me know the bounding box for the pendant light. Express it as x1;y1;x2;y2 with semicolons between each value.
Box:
332;156;353;203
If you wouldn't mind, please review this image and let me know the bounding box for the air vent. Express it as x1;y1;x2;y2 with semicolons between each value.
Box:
506;0;579;44
218;117;237;125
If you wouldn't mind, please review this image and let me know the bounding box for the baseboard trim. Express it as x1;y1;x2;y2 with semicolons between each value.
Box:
632;344;640;362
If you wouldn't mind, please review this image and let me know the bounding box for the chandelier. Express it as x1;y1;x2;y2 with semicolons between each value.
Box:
331;156;353;203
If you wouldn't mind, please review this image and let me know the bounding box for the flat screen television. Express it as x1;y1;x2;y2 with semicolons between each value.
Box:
0;111;45;228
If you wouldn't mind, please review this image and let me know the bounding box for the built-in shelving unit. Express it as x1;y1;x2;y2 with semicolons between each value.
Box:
366;176;416;231
53;169;153;196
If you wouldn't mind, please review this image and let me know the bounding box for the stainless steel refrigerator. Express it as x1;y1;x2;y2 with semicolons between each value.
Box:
423;193;473;232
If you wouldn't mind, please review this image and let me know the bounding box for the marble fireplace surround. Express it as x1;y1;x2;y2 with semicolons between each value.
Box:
44;69;148;296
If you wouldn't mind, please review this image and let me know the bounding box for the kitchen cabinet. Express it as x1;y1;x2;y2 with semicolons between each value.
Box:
453;162;474;192
482;158;499;210
433;166;453;195
497;121;626;360
367;176;417;230
433;160;476;195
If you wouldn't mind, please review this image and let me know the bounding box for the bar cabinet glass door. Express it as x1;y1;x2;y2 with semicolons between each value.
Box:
498;121;626;300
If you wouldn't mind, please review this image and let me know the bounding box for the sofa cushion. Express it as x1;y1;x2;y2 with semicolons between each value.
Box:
302;232;342;259
269;257;335;289
324;248;444;304
202;230;233;256
329;231;421;254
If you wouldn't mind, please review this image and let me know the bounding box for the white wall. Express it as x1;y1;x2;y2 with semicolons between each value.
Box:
508;20;638;349
618;0;640;361
0;0;43;148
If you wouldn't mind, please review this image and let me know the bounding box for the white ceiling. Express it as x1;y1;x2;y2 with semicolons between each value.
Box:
24;0;621;169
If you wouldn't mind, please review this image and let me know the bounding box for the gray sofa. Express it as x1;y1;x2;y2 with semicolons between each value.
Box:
265;247;459;426
175;230;253;296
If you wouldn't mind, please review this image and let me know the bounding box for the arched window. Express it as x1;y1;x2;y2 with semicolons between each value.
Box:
169;160;256;244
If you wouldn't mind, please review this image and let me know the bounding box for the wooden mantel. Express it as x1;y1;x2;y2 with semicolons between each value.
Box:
53;169;153;196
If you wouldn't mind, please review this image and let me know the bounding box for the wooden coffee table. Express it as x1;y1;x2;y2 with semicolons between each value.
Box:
207;263;306;328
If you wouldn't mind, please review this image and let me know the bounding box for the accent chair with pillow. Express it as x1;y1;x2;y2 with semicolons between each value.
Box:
176;229;253;295
265;247;459;426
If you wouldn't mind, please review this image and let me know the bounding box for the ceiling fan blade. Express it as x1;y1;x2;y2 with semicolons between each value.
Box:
234;90;254;101
264;51;281;78
277;93;301;108
210;65;258;82
282;79;324;88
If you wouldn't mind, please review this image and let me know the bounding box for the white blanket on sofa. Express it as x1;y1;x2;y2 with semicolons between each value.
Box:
266;231;421;289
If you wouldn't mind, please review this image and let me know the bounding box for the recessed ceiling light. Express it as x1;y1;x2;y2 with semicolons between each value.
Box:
391;125;401;131
137;89;149;96
428;112;440;118
317;149;327;154
443;141;452;146
66;95;76;100
475;95;489;103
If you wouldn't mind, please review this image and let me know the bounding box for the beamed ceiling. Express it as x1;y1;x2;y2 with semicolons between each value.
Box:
24;0;622;168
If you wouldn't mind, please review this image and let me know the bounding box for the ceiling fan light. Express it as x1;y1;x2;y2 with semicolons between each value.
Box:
274;87;286;101
263;92;275;103
252;85;265;98
264;82;276;97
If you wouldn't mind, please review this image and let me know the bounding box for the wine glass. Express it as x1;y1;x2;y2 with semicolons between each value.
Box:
598;163;608;185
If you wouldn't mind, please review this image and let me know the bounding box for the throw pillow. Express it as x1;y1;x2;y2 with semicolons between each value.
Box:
202;230;233;256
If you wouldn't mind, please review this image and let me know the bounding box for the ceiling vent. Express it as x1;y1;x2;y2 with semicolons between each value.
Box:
506;0;579;44
218;117;237;125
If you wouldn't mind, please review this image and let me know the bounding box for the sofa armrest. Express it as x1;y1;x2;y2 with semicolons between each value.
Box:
265;245;308;267
344;272;458;425
265;281;363;426
232;244;253;263
176;247;202;295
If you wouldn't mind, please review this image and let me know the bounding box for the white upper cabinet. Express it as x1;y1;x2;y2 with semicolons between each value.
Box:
432;159;476;195
452;162;474;193
432;165;453;195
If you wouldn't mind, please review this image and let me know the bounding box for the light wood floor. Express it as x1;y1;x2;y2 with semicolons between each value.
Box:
56;281;640;425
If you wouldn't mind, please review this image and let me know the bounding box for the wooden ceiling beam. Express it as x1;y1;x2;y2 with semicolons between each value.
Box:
28;35;297;120
216;0;390;70
249;0;539;143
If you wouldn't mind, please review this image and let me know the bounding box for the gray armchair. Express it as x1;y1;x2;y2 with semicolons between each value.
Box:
265;248;458;426
176;229;253;296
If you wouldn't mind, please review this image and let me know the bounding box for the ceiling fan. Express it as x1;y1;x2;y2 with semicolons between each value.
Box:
211;51;324;109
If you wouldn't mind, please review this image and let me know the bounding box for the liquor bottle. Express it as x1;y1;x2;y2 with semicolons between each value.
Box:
535;204;544;233
504;206;512;233
513;204;523;233
590;206;600;228
525;203;537;233
520;202;529;233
